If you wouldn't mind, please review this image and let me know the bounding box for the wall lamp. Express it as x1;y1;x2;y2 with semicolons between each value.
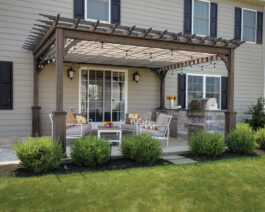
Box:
133;71;141;83
67;67;75;80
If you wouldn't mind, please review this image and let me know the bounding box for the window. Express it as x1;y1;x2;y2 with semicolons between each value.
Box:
85;0;111;23
187;75;203;104
80;69;127;122
242;9;257;43
186;74;221;109
0;62;13;110
193;0;210;36
205;76;220;107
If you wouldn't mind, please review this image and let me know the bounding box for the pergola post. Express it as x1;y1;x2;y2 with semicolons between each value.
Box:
32;59;41;137
225;49;237;134
155;70;168;109
52;28;66;152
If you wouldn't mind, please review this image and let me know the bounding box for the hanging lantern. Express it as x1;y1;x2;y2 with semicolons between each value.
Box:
67;67;75;80
133;71;141;83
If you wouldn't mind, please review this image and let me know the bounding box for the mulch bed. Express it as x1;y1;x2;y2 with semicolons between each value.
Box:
181;149;265;162
0;158;172;177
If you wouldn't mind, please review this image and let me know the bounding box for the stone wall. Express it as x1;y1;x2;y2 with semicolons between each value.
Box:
157;109;225;140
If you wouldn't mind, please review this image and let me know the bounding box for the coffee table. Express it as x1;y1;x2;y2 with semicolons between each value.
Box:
97;126;122;146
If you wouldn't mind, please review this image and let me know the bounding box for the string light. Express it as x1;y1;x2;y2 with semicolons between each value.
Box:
125;50;128;59
171;49;174;61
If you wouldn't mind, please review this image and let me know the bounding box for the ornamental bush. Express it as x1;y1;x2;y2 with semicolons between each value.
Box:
121;133;162;164
70;136;110;167
244;97;265;131
188;131;225;157
13;137;63;173
226;123;255;154
254;128;265;150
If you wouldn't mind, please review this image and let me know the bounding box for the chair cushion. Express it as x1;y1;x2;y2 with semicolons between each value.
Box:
141;129;164;137
66;110;77;124
66;124;92;136
126;113;139;124
76;115;87;124
138;111;152;121
156;113;170;133
122;124;137;130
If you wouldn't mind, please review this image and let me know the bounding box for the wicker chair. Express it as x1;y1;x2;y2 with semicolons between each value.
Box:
139;113;172;147
121;111;152;134
49;113;92;139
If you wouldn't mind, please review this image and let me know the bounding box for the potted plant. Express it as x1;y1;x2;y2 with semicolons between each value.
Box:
167;95;176;109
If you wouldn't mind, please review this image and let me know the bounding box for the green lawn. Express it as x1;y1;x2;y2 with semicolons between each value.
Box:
0;157;265;212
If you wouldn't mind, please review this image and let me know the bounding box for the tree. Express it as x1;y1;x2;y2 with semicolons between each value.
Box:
244;97;265;131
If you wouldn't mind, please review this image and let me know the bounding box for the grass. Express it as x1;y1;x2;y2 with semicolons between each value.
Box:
0;157;265;212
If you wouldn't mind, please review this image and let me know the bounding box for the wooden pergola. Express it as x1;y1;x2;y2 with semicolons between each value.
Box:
23;14;244;151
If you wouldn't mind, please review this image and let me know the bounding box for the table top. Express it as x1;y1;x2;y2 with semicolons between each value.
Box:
98;126;121;131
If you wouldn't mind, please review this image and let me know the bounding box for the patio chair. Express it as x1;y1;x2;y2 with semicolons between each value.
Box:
49;111;92;139
139;113;173;147
121;111;152;134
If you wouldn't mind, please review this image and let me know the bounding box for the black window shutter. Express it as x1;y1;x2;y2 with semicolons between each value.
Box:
74;0;85;19
184;0;192;34
111;0;121;24
221;77;228;110
234;7;242;41
257;12;263;44
210;3;218;38
178;74;186;109
0;62;13;110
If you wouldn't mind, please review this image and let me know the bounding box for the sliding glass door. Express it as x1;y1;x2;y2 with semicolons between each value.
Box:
80;69;126;122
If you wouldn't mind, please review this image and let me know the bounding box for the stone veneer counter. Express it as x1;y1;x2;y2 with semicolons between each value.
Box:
157;109;225;140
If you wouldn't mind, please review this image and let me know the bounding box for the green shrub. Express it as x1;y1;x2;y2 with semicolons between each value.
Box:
13;137;63;173
121;133;162;164
226;123;255;154
244;97;265;131
255;128;265;150
188;131;225;157
70;136;110;167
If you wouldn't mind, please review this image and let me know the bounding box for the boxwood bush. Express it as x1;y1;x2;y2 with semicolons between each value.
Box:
121;133;162;164
254;128;265;150
226;123;255;154
70;136;110;167
188;131;225;157
13;137;63;173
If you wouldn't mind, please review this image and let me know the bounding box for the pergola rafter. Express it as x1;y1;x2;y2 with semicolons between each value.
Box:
23;14;243;151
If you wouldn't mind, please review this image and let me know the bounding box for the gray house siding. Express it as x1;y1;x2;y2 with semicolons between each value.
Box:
0;0;264;138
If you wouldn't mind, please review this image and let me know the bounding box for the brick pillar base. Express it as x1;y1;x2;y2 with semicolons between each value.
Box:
32;106;41;137
52;111;67;152
225;111;237;135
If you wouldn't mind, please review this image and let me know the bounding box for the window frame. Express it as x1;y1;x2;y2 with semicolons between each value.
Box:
185;73;222;110
192;0;211;37
84;0;111;24
78;66;128;125
241;8;257;44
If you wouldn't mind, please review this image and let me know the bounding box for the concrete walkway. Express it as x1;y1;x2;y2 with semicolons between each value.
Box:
162;154;196;164
0;137;191;164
